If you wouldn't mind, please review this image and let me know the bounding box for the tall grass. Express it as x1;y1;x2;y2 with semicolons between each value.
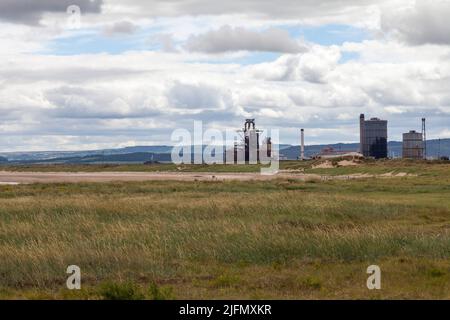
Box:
0;165;449;299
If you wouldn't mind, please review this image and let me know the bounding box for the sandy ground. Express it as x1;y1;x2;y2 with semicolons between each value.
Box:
0;171;298;184
0;170;414;184
312;161;334;169
338;160;360;166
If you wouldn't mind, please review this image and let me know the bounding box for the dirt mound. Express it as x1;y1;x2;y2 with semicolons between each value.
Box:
312;161;334;169
338;160;360;167
312;159;360;169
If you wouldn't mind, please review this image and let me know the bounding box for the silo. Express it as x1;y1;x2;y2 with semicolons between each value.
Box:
402;130;423;159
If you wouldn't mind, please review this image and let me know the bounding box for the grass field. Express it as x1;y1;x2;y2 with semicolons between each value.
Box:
2;158;449;175
0;160;449;299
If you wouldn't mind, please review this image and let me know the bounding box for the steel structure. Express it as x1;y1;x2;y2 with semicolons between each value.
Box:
233;119;270;164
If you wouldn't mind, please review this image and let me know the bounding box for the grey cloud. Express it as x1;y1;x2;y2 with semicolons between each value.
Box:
109;0;378;20
44;86;162;119
103;21;139;36
0;67;148;84
148;33;178;52
381;0;450;45
168;81;233;110
0;118;175;143
0;0;102;25
363;81;425;106
185;25;306;53
157;34;178;52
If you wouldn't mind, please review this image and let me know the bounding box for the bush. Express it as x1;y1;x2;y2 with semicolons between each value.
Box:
428;268;446;278
299;276;322;290
210;274;241;288
98;282;145;300
148;281;174;300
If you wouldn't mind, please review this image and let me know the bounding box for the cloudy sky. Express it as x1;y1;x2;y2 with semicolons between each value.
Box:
0;0;449;151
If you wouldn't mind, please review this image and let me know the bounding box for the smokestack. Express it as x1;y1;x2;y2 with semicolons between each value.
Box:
301;129;305;160
360;114;365;155
422;118;426;160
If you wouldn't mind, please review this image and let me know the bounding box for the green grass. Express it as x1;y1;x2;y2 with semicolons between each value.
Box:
0;160;449;299
302;158;450;177
1;158;448;176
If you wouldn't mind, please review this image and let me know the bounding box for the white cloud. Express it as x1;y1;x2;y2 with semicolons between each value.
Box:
246;45;340;83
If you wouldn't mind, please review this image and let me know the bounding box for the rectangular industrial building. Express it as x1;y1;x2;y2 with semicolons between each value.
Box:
359;114;388;159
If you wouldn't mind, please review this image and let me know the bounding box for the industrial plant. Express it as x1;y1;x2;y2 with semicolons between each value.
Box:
225;115;437;162
276;115;433;161
231;119;272;164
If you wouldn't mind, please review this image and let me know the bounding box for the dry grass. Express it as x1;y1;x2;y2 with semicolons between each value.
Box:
0;161;449;299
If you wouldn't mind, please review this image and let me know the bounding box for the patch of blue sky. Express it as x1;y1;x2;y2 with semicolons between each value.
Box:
339;51;360;63
287;24;370;46
283;24;366;63
40;23;367;64
39;27;164;56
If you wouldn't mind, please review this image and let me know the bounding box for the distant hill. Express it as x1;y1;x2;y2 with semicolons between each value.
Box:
7;152;172;164
105;146;173;155
1;139;448;164
0;145;173;162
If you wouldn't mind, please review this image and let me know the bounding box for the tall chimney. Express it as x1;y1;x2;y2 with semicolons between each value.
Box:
301;129;305;160
422;118;426;160
359;114;365;155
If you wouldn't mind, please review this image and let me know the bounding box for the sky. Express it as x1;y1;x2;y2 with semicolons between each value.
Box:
0;0;449;151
